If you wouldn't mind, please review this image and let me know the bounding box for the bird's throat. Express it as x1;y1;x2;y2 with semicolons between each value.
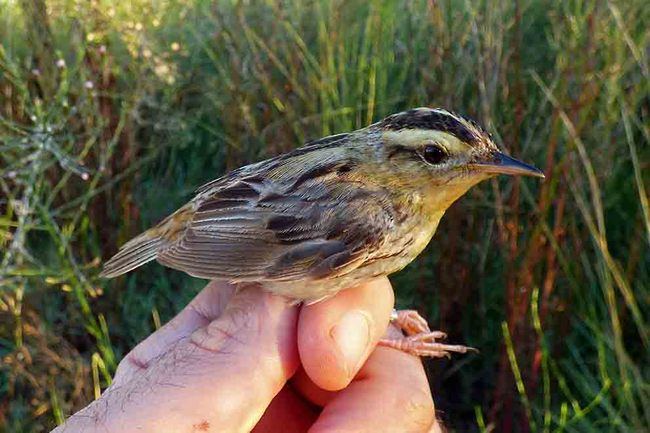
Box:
422;181;477;217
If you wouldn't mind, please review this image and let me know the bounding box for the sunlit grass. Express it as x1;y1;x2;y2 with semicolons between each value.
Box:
1;0;648;432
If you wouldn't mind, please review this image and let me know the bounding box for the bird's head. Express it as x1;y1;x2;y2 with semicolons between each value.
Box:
360;107;544;211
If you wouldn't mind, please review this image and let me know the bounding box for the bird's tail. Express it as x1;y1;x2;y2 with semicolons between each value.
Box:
100;229;164;278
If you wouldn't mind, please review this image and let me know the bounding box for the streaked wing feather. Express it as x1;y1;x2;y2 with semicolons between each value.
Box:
158;148;393;282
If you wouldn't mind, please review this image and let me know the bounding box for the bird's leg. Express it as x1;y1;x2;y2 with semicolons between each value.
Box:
380;309;477;358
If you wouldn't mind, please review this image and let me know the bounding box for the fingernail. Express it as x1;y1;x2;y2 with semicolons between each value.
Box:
330;310;372;379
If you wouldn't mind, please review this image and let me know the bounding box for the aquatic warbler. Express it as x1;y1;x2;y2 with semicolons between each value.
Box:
101;108;544;357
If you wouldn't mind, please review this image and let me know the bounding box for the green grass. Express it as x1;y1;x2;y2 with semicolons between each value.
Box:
1;0;648;432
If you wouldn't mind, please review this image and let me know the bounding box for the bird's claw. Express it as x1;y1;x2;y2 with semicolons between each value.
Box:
390;309;432;336
384;309;477;358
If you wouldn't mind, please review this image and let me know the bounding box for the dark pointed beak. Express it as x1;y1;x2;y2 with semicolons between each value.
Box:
471;151;545;178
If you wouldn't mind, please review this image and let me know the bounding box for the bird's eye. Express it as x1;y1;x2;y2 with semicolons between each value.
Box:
422;144;447;165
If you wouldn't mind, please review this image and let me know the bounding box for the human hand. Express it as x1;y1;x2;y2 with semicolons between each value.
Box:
53;278;440;432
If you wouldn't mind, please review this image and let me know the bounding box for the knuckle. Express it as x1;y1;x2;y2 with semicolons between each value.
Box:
112;351;149;385
125;353;150;370
190;295;260;353
190;320;239;353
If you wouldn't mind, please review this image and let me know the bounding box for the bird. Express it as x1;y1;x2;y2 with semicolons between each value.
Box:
100;107;544;357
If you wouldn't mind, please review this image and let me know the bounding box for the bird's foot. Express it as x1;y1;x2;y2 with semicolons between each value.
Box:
390;309;432;336
380;309;477;358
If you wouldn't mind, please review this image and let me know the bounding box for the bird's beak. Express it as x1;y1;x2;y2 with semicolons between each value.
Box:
471;151;545;178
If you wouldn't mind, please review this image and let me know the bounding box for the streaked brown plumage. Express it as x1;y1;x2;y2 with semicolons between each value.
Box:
101;108;543;308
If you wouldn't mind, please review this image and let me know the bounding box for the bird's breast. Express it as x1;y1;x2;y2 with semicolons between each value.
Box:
355;207;444;280
407;210;445;257
388;209;444;271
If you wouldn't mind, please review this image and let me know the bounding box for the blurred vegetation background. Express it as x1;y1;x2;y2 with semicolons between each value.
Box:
0;0;648;431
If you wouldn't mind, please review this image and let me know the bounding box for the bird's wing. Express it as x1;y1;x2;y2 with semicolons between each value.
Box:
157;161;395;282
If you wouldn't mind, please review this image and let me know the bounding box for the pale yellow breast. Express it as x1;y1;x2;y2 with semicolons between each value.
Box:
261;185;466;303
263;209;445;303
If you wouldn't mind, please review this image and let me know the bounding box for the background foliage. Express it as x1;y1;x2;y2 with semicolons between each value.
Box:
1;0;648;432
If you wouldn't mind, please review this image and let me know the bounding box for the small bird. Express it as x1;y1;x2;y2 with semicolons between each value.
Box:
101;108;544;357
